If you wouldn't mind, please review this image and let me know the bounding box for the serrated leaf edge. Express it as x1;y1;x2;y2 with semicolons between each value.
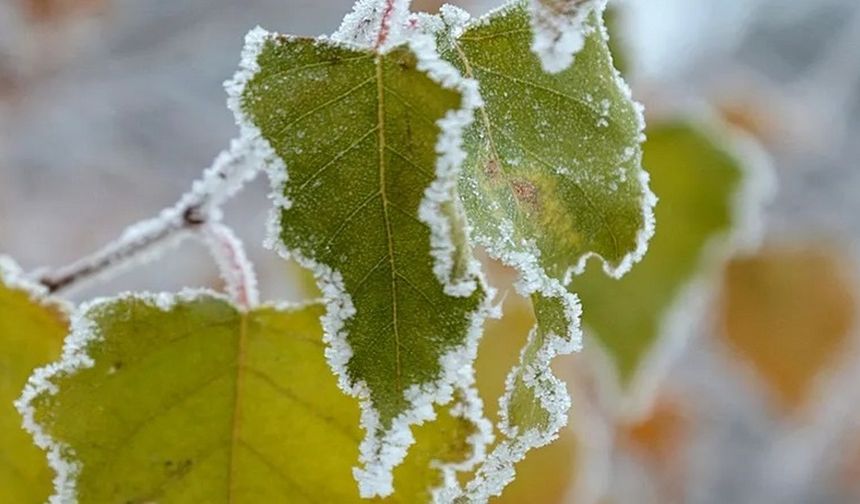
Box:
226;26;497;498
438;280;582;503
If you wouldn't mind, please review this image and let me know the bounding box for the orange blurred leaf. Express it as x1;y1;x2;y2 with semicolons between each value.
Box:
718;246;857;412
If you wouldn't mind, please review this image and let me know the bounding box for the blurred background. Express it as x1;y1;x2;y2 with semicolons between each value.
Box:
1;0;859;502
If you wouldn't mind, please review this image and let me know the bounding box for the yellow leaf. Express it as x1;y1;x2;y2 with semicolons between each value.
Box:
0;257;68;503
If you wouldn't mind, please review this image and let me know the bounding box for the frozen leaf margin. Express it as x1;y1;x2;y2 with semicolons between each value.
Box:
529;0;608;73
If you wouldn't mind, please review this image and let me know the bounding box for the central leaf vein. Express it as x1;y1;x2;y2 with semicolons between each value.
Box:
376;56;403;394
228;312;250;503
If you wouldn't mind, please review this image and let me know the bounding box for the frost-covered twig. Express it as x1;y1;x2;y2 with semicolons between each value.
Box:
374;0;397;49
332;0;410;50
201;221;260;309
37;138;259;294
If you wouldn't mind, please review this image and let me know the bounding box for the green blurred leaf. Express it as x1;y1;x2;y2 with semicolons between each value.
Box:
22;294;481;503
439;0;652;284
236;30;488;490
575;122;744;390
0;258;67;503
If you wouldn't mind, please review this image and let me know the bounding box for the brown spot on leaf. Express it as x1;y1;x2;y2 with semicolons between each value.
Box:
512;179;539;206
163;458;193;478
484;158;500;179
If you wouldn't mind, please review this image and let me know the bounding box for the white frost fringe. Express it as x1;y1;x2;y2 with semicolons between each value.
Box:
430;383;495;503
14;288;225;504
226;15;496;498
529;0;607;74
436;232;586;502
0;255;71;313
466;279;583;501
564;16;657;282
332;0;411;50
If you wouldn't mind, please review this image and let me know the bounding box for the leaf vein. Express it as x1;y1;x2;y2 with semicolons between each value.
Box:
385;145;436;180
469;63;601;116
295;125;379;192
237;439;322;503
321;191;382;252
275;75;375;138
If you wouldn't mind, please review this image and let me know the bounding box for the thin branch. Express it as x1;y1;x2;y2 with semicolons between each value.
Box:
374;0;398;50
37;138;259;294
201;221;260;309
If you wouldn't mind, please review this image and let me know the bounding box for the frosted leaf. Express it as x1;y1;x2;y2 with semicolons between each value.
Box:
15;294;490;503
433;0;655;289
229;25;494;497
411;2;655;498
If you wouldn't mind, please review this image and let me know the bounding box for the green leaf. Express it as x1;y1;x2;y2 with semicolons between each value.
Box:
391;389;490;502
18;293;486;503
574;121;760;404
447;289;579;502
231;28;490;495
438;0;654;286
420;2;653;499
0;257;67;504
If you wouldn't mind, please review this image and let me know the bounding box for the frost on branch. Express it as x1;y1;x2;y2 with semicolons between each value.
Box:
228;17;494;497
332;0;411;50
37;137;260;294
201;221;260;309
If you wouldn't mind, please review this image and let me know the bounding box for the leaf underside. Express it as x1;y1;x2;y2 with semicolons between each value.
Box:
575;122;742;386
27;295;478;503
0;268;66;504
242;35;484;430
